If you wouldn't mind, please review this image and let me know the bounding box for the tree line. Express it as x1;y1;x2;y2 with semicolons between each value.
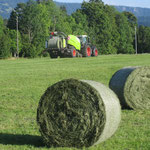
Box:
0;0;150;59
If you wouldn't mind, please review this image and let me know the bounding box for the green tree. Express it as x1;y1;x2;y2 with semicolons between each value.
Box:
19;0;51;57
138;25;150;53
115;12;134;54
7;3;26;30
0;17;11;58
81;1;118;54
55;16;72;35
43;0;61;32
123;11;137;29
9;29;22;57
0;16;4;37
72;9;88;35
60;5;67;14
7;10;17;30
0;30;11;59
7;0;51;58
123;11;137;51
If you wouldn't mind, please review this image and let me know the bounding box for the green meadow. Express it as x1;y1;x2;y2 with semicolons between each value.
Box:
0;54;150;150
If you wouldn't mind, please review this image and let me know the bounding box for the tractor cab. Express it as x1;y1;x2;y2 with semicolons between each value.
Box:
77;35;90;47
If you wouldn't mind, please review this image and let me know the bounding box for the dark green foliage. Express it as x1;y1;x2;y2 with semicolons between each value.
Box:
20;0;50;55
115;12;134;54
0;16;4;37
20;34;37;58
7;0;51;58
81;1;113;54
0;17;11;58
123;11;137;29
0;32;11;59
60;5;67;14
138;26;150;53
22;44;37;58
9;29;22;57
72;10;88;35
79;1;135;54
7;10;17;30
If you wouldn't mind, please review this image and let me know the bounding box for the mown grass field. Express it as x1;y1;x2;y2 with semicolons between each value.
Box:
0;54;150;150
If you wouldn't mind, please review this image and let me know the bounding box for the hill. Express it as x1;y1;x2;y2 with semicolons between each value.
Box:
115;6;150;26
0;0;150;26
55;2;81;15
56;2;150;26
0;0;28;18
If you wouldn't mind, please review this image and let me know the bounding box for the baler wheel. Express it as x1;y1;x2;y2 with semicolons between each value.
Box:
70;47;76;58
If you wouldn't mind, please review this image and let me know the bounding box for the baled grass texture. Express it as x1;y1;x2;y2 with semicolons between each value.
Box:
109;67;150;110
37;79;121;148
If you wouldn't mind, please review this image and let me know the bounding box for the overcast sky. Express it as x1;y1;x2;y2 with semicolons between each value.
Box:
54;0;150;8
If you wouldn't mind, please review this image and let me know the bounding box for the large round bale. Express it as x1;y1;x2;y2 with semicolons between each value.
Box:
37;79;121;148
109;66;150;110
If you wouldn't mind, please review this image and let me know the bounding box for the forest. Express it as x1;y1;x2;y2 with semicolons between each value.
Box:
0;0;150;59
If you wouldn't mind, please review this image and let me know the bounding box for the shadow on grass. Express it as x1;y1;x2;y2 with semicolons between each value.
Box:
0;133;45;147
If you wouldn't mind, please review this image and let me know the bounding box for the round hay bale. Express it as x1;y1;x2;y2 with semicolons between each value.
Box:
37;79;121;148
109;66;150;110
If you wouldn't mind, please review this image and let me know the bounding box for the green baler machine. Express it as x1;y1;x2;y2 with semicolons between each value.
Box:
46;32;98;58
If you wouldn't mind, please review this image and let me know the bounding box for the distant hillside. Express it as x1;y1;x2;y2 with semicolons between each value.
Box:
56;3;150;27
115;6;150;17
1;0;150;26
55;3;150;17
138;16;150;27
0;0;28;18
55;2;81;15
114;6;150;27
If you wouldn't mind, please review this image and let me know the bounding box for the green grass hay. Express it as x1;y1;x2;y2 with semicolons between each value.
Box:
109;66;150;110
37;79;121;148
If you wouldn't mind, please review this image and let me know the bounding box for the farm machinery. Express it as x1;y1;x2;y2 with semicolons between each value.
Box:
45;32;98;58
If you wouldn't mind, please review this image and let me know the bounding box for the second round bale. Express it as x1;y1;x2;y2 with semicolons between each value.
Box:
109;66;150;110
37;79;121;148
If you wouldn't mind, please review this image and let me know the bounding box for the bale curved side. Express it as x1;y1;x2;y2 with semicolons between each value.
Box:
109;67;150;110
37;79;121;148
82;80;121;145
109;67;136;109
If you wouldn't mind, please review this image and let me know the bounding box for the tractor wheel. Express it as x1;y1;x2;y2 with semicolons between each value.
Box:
82;45;91;57
49;51;58;59
70;47;76;58
92;47;98;57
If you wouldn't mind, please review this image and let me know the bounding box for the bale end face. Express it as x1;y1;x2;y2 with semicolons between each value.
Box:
124;66;150;110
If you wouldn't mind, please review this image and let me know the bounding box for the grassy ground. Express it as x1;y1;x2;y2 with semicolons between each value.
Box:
0;54;150;150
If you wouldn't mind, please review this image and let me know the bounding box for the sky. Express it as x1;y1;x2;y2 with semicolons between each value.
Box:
54;0;150;8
